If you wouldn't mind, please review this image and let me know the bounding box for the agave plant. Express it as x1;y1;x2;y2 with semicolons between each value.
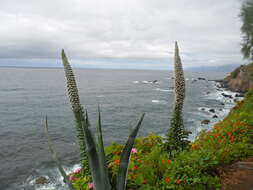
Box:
166;42;189;153
44;50;145;190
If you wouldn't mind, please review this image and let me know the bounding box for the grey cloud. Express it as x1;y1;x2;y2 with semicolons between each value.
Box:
0;0;244;68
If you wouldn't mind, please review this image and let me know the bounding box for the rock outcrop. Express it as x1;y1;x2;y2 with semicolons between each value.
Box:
223;63;253;93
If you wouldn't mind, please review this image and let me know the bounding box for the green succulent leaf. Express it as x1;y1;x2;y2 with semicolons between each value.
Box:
96;105;111;189
81;110;109;190
117;113;145;190
44;116;76;190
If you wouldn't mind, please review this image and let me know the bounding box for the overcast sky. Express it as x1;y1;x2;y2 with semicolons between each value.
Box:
0;0;246;69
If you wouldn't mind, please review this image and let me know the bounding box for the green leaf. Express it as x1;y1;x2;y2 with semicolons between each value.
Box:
44;116;76;190
116;113;145;190
96;105;111;188
81;110;110;190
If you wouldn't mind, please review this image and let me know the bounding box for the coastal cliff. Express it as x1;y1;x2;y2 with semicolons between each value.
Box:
223;63;253;93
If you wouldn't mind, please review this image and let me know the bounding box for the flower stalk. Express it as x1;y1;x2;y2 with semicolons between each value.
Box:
166;42;189;152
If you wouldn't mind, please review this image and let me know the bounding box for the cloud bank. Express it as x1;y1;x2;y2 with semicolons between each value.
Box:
0;0;244;69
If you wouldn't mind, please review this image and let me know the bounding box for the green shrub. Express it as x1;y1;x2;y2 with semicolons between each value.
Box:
70;89;253;189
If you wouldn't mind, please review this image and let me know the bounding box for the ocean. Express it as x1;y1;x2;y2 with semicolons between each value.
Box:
0;67;239;190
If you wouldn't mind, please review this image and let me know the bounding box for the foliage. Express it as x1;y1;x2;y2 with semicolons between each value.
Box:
230;65;243;78
45;50;145;190
240;0;253;60
166;42;189;153
229;62;253;81
70;88;253;189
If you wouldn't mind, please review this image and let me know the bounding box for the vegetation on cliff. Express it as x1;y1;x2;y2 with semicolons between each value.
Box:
69;88;253;190
224;62;253;92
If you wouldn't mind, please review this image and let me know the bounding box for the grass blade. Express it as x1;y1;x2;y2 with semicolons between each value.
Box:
44;116;75;190
116;113;145;190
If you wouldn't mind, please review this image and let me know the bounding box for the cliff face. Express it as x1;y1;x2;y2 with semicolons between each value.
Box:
224;63;253;93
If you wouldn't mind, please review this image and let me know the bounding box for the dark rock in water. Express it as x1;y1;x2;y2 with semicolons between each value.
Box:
152;80;158;84
235;93;244;98
219;108;223;111
198;77;206;80
35;176;49;185
220;103;225;106
209;109;215;113
213;115;218;118
206;91;210;94
234;99;238;103
201;108;205;111
201;120;210;125
171;77;175;80
221;93;233;99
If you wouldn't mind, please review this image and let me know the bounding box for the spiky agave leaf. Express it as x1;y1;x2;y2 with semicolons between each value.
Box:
80;110;110;190
96;105;111;189
44;116;76;190
61;50;88;170
116;113;145;190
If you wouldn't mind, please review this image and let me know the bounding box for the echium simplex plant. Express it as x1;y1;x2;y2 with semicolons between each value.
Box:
61;50;89;172
166;42;189;153
44;50;145;190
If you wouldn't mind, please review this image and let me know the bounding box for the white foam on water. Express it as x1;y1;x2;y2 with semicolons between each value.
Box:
153;88;173;92
133;81;139;84
96;95;105;98
151;100;167;104
25;164;81;190
187;82;244;141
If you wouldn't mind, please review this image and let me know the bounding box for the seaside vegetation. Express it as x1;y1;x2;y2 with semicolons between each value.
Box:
44;42;253;190
230;62;253;80
68;88;253;190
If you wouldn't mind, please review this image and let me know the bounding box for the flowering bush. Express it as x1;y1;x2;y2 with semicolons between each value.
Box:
69;89;253;189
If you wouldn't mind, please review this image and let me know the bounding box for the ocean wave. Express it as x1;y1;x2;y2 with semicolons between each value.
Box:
96;95;105;98
153;88;173;92
25;164;81;190
0;88;25;92
151;100;167;104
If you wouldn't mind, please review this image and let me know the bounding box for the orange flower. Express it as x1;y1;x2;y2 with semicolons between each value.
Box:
176;179;181;184
215;133;219;138
133;165;138;170
137;159;142;163
113;159;120;165
191;144;200;150
214;126;221;131
165;177;170;183
227;132;232;136
230;136;235;143
162;160;166;164
167;160;172;164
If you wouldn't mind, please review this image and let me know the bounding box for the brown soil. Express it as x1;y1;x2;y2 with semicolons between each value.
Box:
217;158;253;190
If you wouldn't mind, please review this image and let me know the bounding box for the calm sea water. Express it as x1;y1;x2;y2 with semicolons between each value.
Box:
0;68;234;189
